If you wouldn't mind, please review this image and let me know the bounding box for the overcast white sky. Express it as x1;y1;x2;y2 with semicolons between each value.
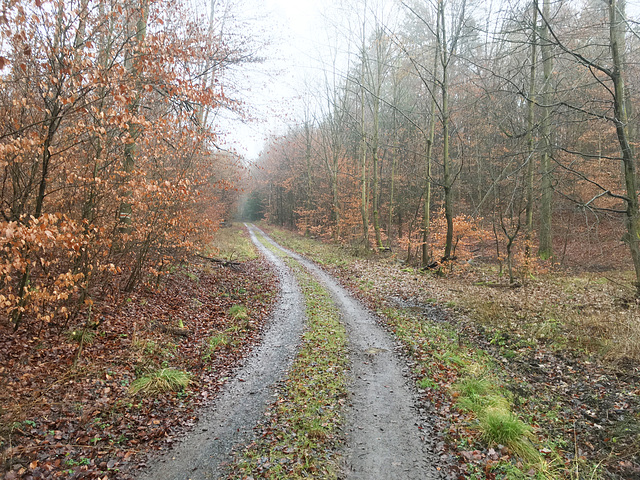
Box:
217;0;640;160
216;0;333;160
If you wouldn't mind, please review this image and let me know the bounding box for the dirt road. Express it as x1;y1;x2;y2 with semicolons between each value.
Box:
252;226;443;479
138;226;444;479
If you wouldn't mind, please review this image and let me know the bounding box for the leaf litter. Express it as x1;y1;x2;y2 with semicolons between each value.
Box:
0;257;277;479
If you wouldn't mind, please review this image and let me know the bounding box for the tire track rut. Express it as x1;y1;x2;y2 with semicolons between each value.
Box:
138;228;306;480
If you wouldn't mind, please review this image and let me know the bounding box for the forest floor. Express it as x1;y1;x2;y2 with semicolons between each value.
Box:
0;226;279;479
2;224;639;479
264;225;640;480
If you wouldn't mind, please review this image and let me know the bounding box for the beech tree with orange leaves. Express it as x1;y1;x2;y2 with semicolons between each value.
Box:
0;0;253;332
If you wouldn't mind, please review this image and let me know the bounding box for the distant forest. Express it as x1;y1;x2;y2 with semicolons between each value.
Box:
249;0;640;291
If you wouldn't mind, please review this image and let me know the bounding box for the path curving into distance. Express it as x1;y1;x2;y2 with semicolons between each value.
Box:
139;225;444;479
250;225;444;480
138;227;306;480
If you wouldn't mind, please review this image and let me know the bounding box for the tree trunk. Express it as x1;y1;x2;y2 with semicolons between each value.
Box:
441;55;453;259
34;0;68;219
609;0;640;294
525;0;538;253
360;125;369;250
34;105;62;219
360;55;370;251
372;91;383;250
370;29;386;251
538;0;553;259
422;9;441;267
305;121;313;213
438;0;455;261
332;156;340;240
388;97;398;249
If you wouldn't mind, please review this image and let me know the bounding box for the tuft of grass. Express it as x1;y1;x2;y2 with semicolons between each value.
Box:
480;408;530;444
209;333;230;349
453;373;540;464
129;368;191;396
456;376;490;395
417;377;437;389
228;304;249;320
480;408;539;462
202;333;230;361
455;377;509;414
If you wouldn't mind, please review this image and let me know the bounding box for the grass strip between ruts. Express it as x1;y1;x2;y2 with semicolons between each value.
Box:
228;233;348;479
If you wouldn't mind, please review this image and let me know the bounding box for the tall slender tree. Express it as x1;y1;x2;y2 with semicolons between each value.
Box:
538;0;553;259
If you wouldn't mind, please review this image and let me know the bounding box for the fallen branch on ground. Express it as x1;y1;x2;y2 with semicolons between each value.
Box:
195;253;241;268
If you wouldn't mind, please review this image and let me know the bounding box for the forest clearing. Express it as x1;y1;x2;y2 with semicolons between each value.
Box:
2;0;640;478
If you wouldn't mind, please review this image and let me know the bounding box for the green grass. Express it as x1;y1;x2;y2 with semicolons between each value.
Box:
417;377;437;389
202;333;231;361
231;233;348;479
128;368;191;396
208;333;230;349
454;376;509;414
210;225;258;261
228;304;249;320
480;408;538;461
